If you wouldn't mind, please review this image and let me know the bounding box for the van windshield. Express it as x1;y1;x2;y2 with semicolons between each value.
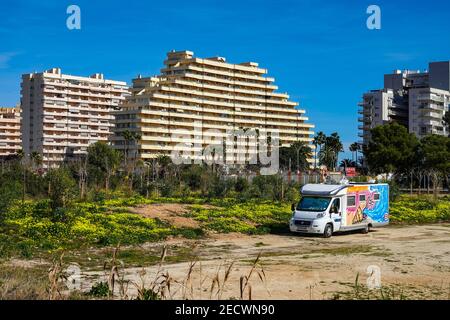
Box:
297;197;331;212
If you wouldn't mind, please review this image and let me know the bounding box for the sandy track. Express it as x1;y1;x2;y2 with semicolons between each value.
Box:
83;224;450;299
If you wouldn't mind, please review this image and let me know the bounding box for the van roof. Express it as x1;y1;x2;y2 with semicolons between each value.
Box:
301;183;387;196
301;184;347;196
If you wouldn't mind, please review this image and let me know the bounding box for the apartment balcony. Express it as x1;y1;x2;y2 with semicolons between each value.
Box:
182;65;273;84
419;103;444;111
0;132;20;138
0;138;21;144
419;119;442;127
430;128;446;135
158;85;296;107
417;94;445;103
148;99;299;115
0;118;20;124
282;136;314;143
0;126;20;132
184;72;278;91
388;109;408;117
172;79;289;99
420;111;443;119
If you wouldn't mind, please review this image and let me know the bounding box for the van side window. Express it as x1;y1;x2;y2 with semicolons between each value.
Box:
330;198;340;213
374;193;380;200
347;196;356;206
359;194;366;202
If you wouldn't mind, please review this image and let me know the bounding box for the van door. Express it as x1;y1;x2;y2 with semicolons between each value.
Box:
329;198;342;231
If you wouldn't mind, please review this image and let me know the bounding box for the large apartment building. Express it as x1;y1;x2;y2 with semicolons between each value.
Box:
21;68;129;168
0;106;21;157
359;61;450;146
112;50;315;165
358;87;409;144
409;87;450;137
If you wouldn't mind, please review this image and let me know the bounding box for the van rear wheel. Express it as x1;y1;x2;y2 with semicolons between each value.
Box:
323;224;333;238
361;224;369;234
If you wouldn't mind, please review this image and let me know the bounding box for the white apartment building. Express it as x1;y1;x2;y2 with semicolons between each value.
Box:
409;87;449;137
359;61;450;146
112;50;315;165
0;106;21;157
21;68;129;168
358;89;408;145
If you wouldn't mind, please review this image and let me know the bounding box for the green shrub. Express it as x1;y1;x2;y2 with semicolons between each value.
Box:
88;281;109;298
135;288;160;300
188;200;291;234
390;195;450;224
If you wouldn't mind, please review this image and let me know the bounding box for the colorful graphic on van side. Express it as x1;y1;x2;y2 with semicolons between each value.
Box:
346;185;389;226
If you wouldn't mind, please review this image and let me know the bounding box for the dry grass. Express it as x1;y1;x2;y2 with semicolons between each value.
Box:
91;245;269;300
0;244;269;300
0;264;48;300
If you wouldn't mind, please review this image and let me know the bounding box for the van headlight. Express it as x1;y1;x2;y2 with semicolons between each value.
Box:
316;213;325;219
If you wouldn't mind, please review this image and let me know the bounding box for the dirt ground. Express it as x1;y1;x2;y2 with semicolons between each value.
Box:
129;203;200;228
80;223;450;300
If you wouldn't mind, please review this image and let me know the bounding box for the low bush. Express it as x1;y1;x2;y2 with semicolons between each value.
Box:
0;197;202;255
88;281;109;298
187;200;292;234
390;195;450;224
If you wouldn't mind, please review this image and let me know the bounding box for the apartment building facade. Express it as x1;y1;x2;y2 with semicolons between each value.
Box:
112;50;315;165
409;87;450;137
359;61;450;146
21;68;129;168
358;89;408;144
0;106;21;157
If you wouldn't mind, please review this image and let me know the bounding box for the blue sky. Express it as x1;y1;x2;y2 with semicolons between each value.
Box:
1;0;450;160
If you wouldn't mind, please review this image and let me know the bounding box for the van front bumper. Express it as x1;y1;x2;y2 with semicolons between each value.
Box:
289;219;324;234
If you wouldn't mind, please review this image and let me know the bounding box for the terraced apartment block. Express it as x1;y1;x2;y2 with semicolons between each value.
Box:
20;68;129;168
112;50;315;165
0;106;21;157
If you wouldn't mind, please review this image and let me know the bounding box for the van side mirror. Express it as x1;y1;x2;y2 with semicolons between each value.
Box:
291;203;296;211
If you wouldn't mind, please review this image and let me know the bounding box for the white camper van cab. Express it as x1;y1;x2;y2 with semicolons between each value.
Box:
289;183;389;238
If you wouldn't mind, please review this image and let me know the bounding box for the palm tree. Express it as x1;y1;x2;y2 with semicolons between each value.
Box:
294;141;312;172
156;154;172;180
319;144;335;170
340;159;357;169
120;130;140;161
30;151;43;171
16;149;25;160
328;132;343;171
349;142;359;162
313;131;326;169
135;159;145;190
280;141;312;172
242;127;251;165
120;129;141;169
312;136;319;169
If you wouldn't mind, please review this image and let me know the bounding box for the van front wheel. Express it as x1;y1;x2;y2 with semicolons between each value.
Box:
323;224;333;238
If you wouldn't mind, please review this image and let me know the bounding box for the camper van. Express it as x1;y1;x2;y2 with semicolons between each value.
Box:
289;183;389;238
